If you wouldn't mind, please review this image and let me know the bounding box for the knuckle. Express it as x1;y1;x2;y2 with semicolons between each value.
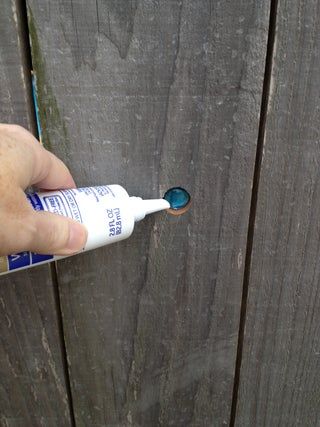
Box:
2;194;31;218
0;124;24;135
8;124;27;134
0;124;33;147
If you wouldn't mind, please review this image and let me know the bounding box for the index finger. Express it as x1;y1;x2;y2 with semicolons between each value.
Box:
0;124;75;190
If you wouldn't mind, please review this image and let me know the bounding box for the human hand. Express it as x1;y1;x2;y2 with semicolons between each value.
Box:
0;124;87;256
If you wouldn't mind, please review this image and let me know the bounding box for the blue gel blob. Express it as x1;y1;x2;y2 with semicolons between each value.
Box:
163;187;191;210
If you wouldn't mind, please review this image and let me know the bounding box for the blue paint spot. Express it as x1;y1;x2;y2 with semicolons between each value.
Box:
31;71;43;143
163;187;191;210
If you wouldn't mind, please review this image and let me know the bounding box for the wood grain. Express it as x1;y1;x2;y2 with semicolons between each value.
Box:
0;1;71;425
27;0;270;425
236;0;320;425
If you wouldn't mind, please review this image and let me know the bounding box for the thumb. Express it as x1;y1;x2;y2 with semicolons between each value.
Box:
26;210;88;255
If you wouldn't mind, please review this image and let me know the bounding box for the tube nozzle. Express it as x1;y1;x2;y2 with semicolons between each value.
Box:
130;197;170;221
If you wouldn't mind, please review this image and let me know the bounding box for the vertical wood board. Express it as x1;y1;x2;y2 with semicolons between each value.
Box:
27;1;270;425
236;0;320;425
0;1;71;425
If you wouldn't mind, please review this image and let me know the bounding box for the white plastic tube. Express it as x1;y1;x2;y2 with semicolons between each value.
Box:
0;185;170;275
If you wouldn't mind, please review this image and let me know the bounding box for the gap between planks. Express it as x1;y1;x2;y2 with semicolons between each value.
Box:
17;1;76;425
229;0;279;425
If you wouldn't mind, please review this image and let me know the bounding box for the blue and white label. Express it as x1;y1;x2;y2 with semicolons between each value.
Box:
8;252;31;270
0;185;132;275
27;193;44;211
6;251;54;271
60;190;83;222
43;194;68;216
31;253;54;263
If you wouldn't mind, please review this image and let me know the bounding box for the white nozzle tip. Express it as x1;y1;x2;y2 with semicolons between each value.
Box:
143;199;170;215
130;197;170;221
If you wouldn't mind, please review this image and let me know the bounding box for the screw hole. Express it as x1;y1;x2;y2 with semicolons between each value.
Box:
163;187;191;216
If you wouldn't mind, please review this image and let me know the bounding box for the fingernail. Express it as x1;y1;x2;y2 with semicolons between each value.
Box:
67;222;87;252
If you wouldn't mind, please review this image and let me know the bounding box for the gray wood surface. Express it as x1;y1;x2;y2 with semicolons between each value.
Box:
27;0;270;425
0;1;71;425
236;0;320;425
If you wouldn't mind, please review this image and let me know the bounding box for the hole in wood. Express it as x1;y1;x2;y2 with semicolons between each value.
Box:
163;187;191;216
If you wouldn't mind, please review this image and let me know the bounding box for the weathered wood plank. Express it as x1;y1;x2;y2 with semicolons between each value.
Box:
236;0;320;425
0;1;71;425
27;1;270;425
0;0;33;128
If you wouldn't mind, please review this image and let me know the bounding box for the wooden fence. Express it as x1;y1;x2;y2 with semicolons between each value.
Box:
1;0;319;425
